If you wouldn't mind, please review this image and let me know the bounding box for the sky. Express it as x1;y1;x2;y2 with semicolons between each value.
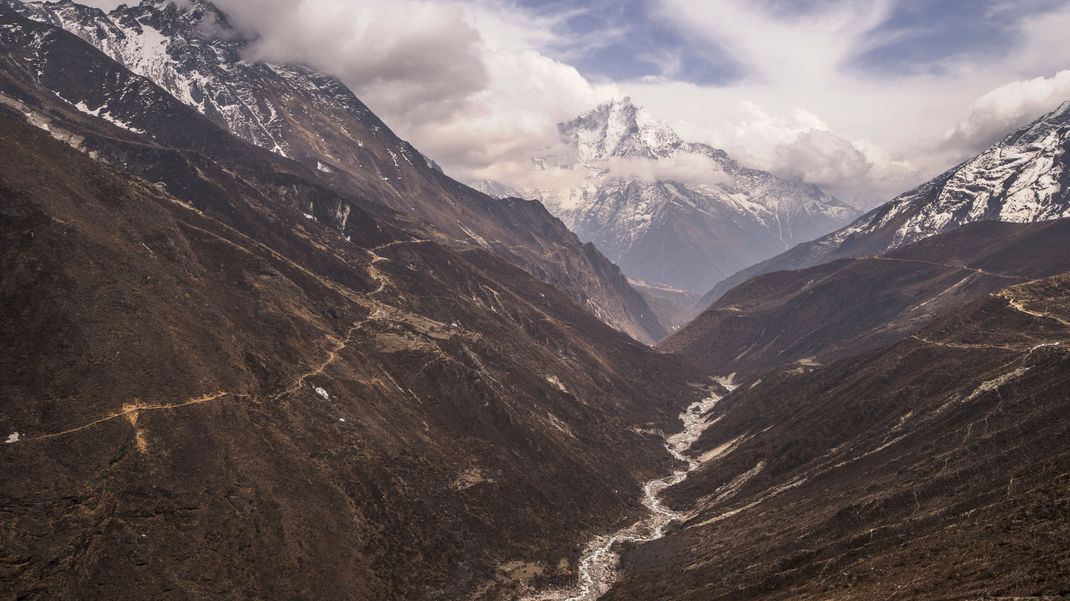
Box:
76;0;1070;208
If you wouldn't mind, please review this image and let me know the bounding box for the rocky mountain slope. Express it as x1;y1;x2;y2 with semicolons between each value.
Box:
477;98;857;297
704;98;1070;307
663;219;1070;378
13;0;666;343
608;273;1070;599
0;7;704;599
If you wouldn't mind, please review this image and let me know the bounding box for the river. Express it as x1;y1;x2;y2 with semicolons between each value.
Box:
521;388;729;601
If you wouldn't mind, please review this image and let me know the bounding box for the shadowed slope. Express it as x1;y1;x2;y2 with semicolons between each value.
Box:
611;274;1070;600
663;219;1070;379
0;19;703;599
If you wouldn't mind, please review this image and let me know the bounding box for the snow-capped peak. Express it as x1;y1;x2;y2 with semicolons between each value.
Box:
493;99;857;294
560;97;683;162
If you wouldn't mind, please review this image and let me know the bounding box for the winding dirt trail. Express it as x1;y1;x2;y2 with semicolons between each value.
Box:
869;256;1027;281
2;235;419;447
999;290;1070;329
8;391;233;445
523;386;732;601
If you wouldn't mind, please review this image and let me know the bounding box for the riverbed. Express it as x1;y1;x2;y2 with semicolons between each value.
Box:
522;389;728;601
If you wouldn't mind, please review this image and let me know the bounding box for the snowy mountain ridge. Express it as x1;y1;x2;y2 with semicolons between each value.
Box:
888;98;1070;247
16;0;392;162
702;97;1070;307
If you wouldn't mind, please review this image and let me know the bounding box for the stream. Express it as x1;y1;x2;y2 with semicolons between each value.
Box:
522;389;728;601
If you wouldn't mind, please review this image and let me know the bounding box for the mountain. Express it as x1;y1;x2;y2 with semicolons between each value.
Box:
662;219;1070;379
13;0;666;344
0;6;705;599
476;98;858;297
606;272;1070;600
703;98;1070;307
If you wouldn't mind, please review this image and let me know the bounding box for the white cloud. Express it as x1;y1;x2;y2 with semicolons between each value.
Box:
466;144;732;203
604;154;731;187
214;0;488;117
56;0;1070;211
619;0;1070;208
771;130;871;188
201;0;615;184
942;69;1070;154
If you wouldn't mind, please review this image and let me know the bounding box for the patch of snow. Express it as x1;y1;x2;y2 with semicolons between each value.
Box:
545;375;568;393
964;366;1031;403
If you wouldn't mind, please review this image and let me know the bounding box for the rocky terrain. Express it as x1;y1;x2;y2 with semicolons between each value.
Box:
663;219;1070;378
638;206;1070;600
704;98;1070;308
3;2;1070;600
607;273;1070;599
0;6;703;599
476;98;857;298
13;0;666;344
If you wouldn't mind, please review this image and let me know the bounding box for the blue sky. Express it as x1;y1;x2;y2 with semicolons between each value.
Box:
515;0;1069;84
849;0;1069;75
512;0;743;84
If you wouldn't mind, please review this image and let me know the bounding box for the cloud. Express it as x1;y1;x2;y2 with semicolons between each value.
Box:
213;0;488;117
666;100;921;206
620;0;1070;208
199;0;614;183
467;141;732;202
941;69;1070;154
770;130;871;188
603;154;731;187
54;0;1070;212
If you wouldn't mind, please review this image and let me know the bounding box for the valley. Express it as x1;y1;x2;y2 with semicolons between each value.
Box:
2;1;1069;600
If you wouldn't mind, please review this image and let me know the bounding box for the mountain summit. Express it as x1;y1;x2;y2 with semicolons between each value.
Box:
477;98;858;299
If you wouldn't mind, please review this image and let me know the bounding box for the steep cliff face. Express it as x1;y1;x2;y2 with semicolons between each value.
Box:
14;0;666;343
0;7;702;599
704;98;1070;308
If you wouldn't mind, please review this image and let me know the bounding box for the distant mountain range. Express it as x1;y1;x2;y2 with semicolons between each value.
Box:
703;98;1070;308
634;101;1070;601
473;98;858;300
